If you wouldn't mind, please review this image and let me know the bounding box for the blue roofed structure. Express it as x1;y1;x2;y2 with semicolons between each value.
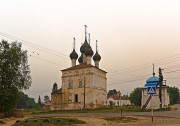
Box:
144;76;159;87
144;64;159;87
141;64;169;109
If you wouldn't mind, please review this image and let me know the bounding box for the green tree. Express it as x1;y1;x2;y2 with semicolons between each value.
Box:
17;91;28;109
167;86;180;105
44;95;50;103
0;40;31;116
26;98;36;108
52;82;58;92
17;91;36;109
109;101;115;107
129;87;142;106
38;95;42;107
107;89;117;97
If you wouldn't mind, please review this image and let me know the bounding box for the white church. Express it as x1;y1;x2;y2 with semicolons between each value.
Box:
51;26;107;110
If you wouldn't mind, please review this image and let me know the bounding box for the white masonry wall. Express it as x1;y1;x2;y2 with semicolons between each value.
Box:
141;87;169;109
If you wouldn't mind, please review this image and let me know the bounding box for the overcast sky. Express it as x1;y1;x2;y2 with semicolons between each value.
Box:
1;0;180;101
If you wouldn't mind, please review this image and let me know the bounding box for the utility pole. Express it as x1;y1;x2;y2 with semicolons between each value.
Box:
118;91;122;118
151;94;154;122
84;77;86;109
158;68;163;109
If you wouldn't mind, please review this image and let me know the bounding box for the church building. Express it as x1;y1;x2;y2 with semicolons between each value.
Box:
51;26;107;110
141;65;169;109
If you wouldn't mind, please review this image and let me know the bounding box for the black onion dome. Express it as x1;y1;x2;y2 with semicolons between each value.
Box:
85;45;94;56
78;53;83;63
80;39;89;53
69;49;78;60
93;51;101;61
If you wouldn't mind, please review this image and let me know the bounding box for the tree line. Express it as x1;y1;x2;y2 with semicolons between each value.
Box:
0;40;32;116
129;86;180;106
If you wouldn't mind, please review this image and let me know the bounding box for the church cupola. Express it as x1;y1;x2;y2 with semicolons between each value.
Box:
93;40;101;68
69;38;78;67
80;25;89;53
85;33;94;65
79;25;94;64
80;40;89;53
85;45;94;58
78;53;83;64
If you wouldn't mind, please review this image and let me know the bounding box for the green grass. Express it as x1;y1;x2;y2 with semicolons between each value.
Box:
32;105;142;114
142;107;171;112
104;116;139;123
30;105;170;115
12;117;86;126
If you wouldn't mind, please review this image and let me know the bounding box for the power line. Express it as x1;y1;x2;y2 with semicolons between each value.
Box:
164;63;180;70
108;66;180;86
30;55;66;67
2;31;180;78
164;70;180;73
108;54;180;74
1;32;180;88
108;78;145;85
108;54;180;78
0;32;67;56
0;32;68;60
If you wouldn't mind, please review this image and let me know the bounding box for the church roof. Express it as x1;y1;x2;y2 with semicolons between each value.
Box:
93;40;101;61
69;49;78;59
144;76;159;87
78;53;83;63
84;45;94;56
80;39;89;53
61;63;107;73
93;51;101;61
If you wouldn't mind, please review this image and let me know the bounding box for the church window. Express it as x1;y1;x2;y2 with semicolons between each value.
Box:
68;93;72;103
74;94;78;103
78;80;83;88
68;80;73;89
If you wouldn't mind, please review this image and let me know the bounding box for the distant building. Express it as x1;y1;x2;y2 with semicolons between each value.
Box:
141;65;169;109
51;89;62;110
51;26;107;110
42;102;51;110
107;94;131;106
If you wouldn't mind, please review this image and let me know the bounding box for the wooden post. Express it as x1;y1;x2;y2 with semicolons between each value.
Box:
84;77;86;109
151;94;154;122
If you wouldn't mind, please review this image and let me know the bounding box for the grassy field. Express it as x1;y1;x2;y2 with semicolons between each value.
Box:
31;105;142;114
30;105;170;114
12;117;86;126
104;116;139;123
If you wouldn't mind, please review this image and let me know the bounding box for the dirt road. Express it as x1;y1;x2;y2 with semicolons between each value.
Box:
2;108;180;126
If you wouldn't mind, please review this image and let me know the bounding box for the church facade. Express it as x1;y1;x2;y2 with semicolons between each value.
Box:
51;26;107;110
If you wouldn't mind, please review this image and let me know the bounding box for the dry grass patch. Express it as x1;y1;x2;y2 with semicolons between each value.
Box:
104;116;139;123
0;119;5;124
12;117;86;126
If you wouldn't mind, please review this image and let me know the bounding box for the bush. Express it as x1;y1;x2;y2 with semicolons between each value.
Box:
16;120;21;123
33;119;38;122
43;118;50;122
24;119;29;122
56;119;63;122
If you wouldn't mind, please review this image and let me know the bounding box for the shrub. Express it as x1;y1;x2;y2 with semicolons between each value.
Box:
43;118;50;122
